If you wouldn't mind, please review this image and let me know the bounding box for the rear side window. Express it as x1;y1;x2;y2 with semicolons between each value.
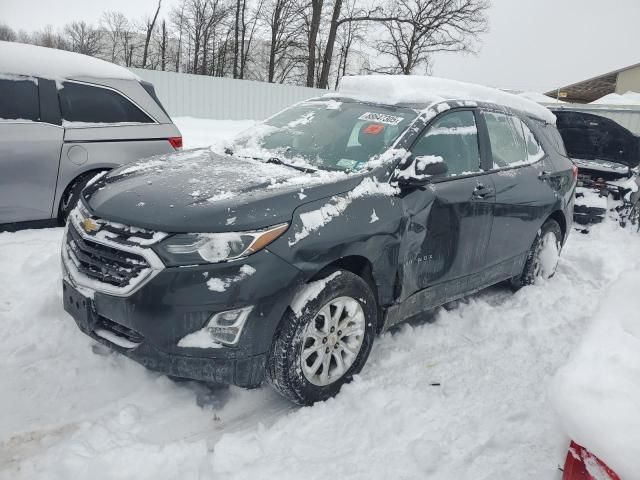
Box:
140;81;169;117
0;77;39;121
543;124;567;156
483;111;545;168
59;82;153;124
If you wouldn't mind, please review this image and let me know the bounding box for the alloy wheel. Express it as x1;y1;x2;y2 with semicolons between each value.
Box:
300;296;366;387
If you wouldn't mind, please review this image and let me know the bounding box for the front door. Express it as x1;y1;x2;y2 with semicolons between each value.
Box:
397;109;495;303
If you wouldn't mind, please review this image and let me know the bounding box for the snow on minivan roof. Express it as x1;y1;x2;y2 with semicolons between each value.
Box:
0;41;140;81
330;75;556;124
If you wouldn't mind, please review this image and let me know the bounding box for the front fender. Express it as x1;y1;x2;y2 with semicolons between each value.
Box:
267;180;404;306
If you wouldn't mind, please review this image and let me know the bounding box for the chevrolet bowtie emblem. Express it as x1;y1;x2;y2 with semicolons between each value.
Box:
81;217;100;234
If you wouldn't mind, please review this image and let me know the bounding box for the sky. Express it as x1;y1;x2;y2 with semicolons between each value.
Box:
1;0;639;92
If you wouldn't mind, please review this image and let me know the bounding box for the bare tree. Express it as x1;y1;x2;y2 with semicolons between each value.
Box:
375;0;489;75
261;0;305;83
101;12;129;63
142;0;163;68
0;23;17;42
304;0;324;86
64;21;102;56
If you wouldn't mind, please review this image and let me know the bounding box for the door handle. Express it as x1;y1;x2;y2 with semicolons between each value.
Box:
472;184;494;199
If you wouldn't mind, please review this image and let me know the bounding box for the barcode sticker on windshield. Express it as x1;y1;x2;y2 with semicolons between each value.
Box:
358;112;403;125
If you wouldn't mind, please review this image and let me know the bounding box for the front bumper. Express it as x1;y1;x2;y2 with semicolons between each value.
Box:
62;233;304;387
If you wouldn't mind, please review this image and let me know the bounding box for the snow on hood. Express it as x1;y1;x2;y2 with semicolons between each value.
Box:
551;269;640;479
0;41;139;81
331;75;556;124
84;147;360;233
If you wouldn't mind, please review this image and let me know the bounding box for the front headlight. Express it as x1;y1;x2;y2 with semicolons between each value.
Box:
154;223;288;266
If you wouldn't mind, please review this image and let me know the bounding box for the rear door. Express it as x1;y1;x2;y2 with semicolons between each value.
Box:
481;110;558;269
398;109;495;301
0;76;63;223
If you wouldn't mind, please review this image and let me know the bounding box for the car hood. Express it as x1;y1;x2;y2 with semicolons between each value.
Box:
83;148;363;233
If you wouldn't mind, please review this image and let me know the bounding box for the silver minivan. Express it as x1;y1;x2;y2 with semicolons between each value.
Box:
0;41;182;228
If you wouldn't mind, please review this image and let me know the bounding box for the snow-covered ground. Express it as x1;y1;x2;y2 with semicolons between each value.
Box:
2;118;640;480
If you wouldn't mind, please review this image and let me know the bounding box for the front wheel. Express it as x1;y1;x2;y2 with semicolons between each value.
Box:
266;269;377;405
511;218;562;289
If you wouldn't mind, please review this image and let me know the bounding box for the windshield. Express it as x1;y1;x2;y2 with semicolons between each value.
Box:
231;99;417;171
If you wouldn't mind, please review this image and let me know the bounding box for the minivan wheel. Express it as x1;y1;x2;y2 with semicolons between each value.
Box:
266;269;376;405
58;171;106;223
511;218;562;289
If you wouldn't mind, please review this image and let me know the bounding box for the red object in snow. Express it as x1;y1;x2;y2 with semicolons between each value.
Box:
562;441;621;480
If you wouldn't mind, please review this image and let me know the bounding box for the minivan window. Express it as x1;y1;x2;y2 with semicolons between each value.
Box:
484;111;544;167
411;110;481;176
59;82;153;124
0;77;39;121
232;100;417;171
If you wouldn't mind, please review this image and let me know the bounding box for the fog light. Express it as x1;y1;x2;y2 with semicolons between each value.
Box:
177;306;253;348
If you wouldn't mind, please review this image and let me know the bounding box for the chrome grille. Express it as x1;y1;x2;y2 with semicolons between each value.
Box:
66;222;150;288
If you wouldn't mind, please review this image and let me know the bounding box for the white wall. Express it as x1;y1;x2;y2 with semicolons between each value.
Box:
130;68;326;120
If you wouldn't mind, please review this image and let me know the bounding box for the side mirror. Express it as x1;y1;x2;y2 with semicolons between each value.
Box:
396;155;448;185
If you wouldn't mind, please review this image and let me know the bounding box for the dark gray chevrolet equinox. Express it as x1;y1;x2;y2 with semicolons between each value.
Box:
62;76;576;405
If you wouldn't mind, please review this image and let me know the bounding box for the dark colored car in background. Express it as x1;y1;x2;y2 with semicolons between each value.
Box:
61;77;576;405
552;108;640;227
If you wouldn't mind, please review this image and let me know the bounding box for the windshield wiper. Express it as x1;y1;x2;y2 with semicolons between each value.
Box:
265;157;316;173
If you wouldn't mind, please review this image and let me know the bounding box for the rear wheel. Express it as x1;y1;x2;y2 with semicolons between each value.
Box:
511;218;562;289
58;171;106;223
266;269;377;405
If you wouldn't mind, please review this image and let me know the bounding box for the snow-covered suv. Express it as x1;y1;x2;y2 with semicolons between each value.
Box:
0;41;182;229
62;75;576;405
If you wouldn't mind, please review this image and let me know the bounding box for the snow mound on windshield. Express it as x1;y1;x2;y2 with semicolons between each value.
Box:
551;269;640;479
0;41;139;81
332;75;556;124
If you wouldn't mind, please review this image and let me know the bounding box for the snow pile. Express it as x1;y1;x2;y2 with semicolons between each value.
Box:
0;41;139;81
333;75;556;124
551;269;640;479
591;91;640;106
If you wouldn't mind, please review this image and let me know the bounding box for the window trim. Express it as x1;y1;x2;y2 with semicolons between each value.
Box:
480;108;548;174
58;80;158;127
406;107;494;184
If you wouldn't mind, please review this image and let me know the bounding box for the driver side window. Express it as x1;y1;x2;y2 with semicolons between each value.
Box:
411;110;482;177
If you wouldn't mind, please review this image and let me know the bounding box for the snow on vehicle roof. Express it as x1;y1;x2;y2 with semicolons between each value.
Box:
0;41;140;81
329;75;556;124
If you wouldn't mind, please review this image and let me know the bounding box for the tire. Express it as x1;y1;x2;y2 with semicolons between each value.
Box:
58;171;105;223
266;269;377;405
511;218;562;290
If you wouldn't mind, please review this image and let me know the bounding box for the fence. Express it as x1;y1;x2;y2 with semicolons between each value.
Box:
130;68;326;120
